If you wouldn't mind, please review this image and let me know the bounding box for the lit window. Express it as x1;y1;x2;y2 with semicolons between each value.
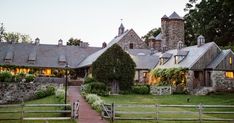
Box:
230;57;232;65
226;72;234;78
143;72;148;78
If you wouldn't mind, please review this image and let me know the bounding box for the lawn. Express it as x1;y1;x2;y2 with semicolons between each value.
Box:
0;96;76;123
101;93;234;123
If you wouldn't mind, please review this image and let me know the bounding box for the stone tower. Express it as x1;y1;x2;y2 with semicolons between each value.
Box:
118;23;125;36
161;12;184;50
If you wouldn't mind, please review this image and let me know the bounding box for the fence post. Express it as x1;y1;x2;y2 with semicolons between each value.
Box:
198;103;203;123
20;100;24;123
71;102;74;118
156;104;159;122
111;103;115;123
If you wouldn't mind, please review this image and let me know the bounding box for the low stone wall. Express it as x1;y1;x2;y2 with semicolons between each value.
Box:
34;77;65;84
0;81;62;104
150;86;172;95
211;71;234;92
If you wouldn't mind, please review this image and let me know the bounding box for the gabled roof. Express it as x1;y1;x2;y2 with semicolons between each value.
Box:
0;42;101;68
206;49;233;69
131;55;159;70
78;30;131;68
169;12;183;20
127;49;154;56
156;42;217;69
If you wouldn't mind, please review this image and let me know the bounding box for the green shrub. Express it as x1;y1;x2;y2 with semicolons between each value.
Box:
25;74;35;82
80;84;91;93
132;85;149;94
15;72;26;82
55;88;65;103
81;82;109;96
85;94;104;112
84;76;96;84
35;85;56;99
0;71;13;82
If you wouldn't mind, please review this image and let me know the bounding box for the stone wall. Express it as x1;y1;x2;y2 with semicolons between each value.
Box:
211;71;234;92
150;86;172;95
186;70;194;93
0;79;63;104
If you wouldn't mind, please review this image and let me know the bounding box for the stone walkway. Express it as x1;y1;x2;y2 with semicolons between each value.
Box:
68;86;108;123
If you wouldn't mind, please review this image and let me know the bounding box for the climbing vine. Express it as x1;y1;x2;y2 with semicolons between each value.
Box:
149;67;188;86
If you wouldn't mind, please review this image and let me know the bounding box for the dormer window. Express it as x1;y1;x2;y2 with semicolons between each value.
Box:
59;55;66;65
28;52;36;64
159;53;172;65
197;35;205;47
230;57;232;65
174;50;189;64
4;51;13;64
58;39;63;46
177;41;183;49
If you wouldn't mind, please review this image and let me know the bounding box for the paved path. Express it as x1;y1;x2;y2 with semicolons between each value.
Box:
68;86;108;123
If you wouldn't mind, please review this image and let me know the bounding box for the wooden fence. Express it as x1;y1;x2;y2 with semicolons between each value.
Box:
0;101;79;122
102;103;234;123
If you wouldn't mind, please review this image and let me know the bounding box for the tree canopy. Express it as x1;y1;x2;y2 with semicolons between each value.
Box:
92;44;136;91
66;38;82;46
184;0;234;46
142;28;161;41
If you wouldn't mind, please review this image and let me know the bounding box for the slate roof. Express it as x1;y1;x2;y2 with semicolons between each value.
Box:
156;42;217;69
0;42;101;68
131;55;159;70
78;30;131;68
206;49;233;69
127;49;154;56
169;12;183;20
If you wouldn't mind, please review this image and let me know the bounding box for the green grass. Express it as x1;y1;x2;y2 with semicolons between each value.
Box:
101;93;234;123
0;96;76;123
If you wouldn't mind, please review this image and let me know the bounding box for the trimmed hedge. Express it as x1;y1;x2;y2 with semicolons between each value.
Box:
132;85;150;94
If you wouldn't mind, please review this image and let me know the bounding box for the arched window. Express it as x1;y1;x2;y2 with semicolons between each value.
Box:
229;57;232;65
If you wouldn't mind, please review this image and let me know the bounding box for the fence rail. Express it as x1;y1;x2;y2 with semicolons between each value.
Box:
102;103;234;123
0;101;79;121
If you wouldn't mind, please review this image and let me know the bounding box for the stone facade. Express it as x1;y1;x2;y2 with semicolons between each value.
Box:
0;78;64;104
161;17;184;50
211;71;234;92
186;70;194;93
117;29;146;49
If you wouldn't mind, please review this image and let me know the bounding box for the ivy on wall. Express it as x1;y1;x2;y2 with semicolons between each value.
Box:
149;67;188;86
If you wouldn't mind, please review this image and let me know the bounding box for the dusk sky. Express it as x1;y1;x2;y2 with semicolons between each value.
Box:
0;0;192;47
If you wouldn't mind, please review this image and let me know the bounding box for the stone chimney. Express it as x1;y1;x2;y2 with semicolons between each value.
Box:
197;35;205;47
162;44;168;53
80;42;89;48
102;42;107;48
58;39;63;46
35;38;40;45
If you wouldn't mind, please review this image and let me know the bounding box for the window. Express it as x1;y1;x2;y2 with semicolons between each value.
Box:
225;72;234;79
129;43;133;49
160;58;164;65
229;57;232;65
143;72;148;78
175;56;184;64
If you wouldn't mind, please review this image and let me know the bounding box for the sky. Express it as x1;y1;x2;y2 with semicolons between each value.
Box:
0;0;190;47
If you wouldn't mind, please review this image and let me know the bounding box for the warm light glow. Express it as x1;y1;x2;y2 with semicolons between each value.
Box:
230;57;232;65
226;72;234;78
43;69;52;76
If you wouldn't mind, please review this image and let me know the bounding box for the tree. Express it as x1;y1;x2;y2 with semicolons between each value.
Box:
66;38;82;46
142;28;161;41
0;23;5;42
184;0;234;46
92;44;136;92
3;32;20;43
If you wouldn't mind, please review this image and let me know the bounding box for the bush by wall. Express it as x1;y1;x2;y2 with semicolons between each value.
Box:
0;71;13;82
55;88;65;103
25;74;35;82
132;85;150;94
35;85;55;99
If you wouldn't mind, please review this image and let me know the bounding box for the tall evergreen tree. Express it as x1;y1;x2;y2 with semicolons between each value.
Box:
92;44;136;91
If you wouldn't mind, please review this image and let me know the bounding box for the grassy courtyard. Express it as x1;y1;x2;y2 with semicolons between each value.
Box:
0;96;76;123
101;93;234;123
